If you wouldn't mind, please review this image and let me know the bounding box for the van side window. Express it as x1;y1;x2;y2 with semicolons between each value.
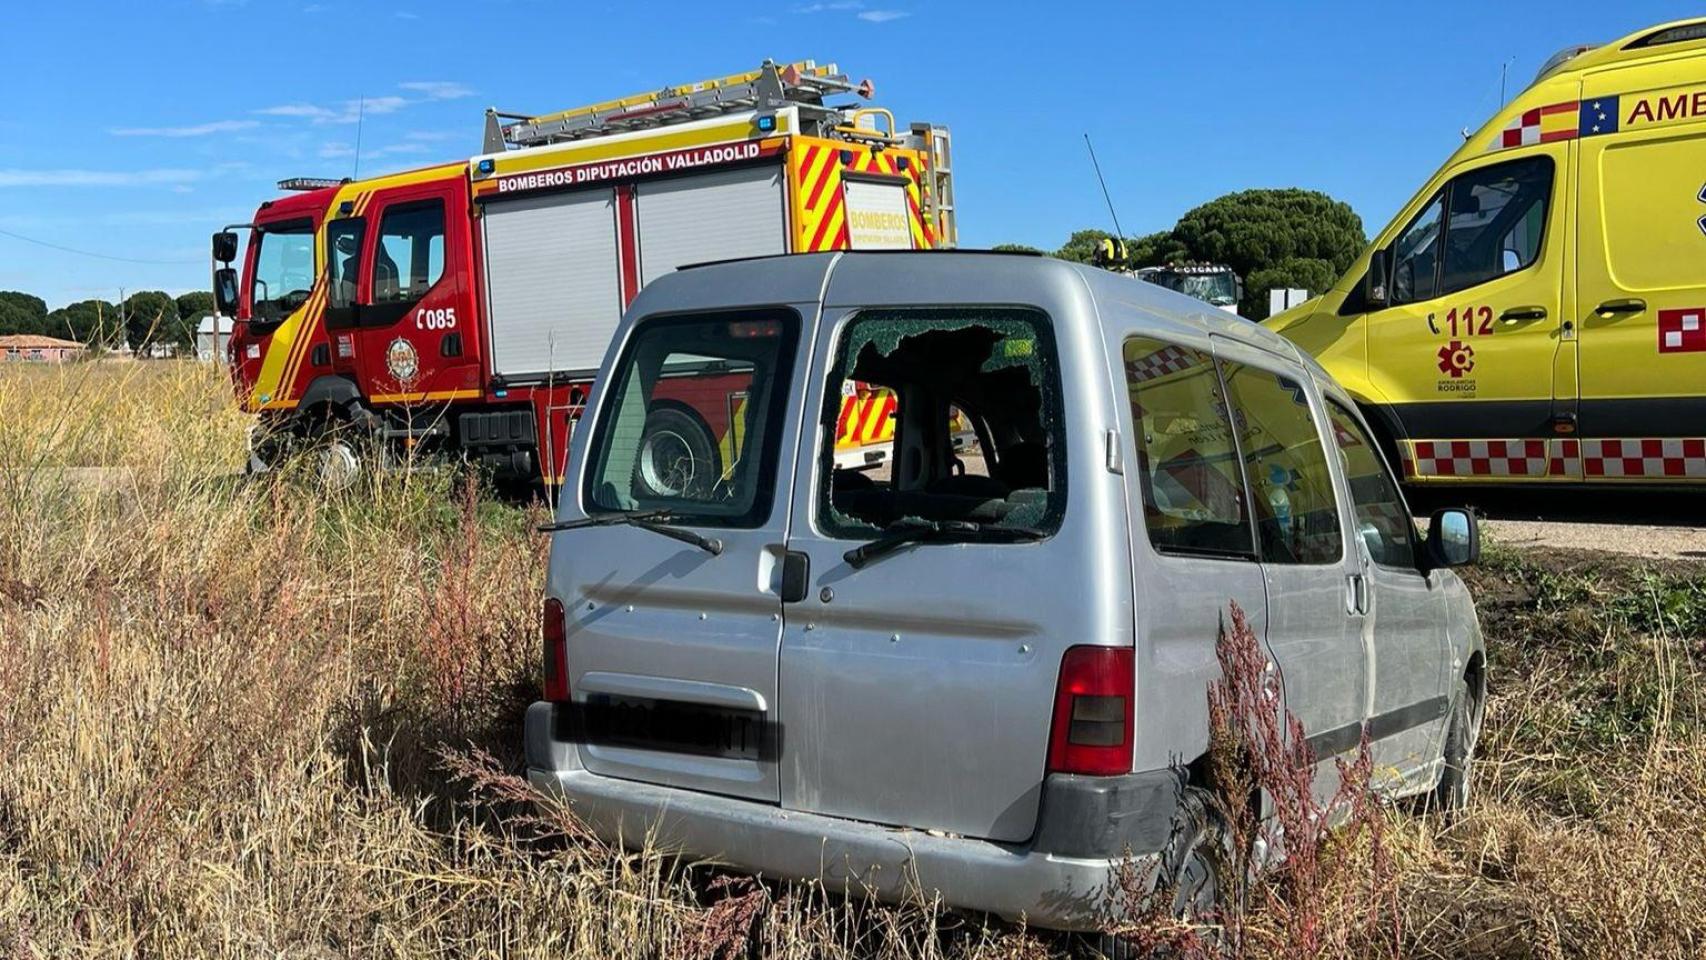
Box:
820;308;1065;538
1439;155;1552;294
372;199;446;305
1219;363;1342;565
1123;338;1253;559
1324;401;1418;568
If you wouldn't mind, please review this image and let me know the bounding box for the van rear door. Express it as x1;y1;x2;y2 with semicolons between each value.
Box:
553;304;811;803
775;288;1111;844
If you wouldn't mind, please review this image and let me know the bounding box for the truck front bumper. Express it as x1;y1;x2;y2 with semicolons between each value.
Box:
523;702;1180;932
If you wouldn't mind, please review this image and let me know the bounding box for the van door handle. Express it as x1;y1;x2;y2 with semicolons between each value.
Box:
1595;298;1646;317
1345;573;1368;616
1499;305;1547;324
779;550;811;604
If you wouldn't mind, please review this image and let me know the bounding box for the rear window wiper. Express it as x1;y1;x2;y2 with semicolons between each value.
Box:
843;519;1046;570
539;509;724;555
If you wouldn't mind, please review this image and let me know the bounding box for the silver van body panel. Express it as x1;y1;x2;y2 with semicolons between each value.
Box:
536;252;1485;928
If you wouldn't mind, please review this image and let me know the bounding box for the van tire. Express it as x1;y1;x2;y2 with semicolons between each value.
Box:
1159;786;1232;922
1433;678;1478;817
634;406;719;499
1079;788;1234;959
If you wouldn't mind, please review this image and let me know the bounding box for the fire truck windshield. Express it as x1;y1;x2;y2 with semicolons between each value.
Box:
250;219;315;323
1156;271;1239;307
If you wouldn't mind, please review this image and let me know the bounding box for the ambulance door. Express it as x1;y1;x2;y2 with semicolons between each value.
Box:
1575;72;1706;478
355;180;478;400
1364;143;1571;481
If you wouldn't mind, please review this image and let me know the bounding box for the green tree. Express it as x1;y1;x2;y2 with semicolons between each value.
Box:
1244;258;1340;318
1054;228;1117;264
1169;189;1364;318
991;243;1044;254
0;292;48;336
1125;230;1190;269
121;291;185;350
176;291;216;323
45;300;118;345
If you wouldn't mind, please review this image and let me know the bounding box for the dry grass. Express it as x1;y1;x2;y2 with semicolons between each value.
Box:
0;360;1702;958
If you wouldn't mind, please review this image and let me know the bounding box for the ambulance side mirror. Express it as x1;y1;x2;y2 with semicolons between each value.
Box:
213;268;240;317
1365;249;1391;309
212;231;240;264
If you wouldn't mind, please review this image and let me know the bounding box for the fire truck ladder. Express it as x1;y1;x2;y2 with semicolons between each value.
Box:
483;60;872;152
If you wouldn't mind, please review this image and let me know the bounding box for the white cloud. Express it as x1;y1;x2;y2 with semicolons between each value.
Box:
352;96;410;118
404;130;459;142
256;103;337;121
795;1;863;10
318;142;356;159
395;10;419;18
0;168;202;188
399;81;473;100
302;3;327;11
110;119;260;137
857;8;907;21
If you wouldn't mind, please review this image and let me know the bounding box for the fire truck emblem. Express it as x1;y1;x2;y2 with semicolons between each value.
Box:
1437;339;1475;378
385;338;420;384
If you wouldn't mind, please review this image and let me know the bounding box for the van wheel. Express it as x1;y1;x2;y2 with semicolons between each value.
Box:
1434;679;1479;816
635;406;719;499
1160;787;1232;921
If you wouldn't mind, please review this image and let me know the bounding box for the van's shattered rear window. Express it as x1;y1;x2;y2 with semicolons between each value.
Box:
583;309;800;528
819;308;1066;538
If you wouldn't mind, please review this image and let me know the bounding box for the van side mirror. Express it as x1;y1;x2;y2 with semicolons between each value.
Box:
212;231;240;264
1365;249;1391;309
213;267;240;317
1425;507;1479;569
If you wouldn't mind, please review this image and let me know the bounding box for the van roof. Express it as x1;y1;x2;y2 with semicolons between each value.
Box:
640;249;1313;371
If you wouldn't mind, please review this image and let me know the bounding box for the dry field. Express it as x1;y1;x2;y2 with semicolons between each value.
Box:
0;361;1703;958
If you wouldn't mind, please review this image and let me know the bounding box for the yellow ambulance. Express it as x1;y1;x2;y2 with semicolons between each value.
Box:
1267;17;1706;484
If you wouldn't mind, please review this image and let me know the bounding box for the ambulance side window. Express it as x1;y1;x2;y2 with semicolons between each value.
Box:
1390;194;1444;306
1439;155;1552;294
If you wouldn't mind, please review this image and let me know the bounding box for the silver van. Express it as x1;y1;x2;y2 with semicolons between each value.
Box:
525;252;1486;931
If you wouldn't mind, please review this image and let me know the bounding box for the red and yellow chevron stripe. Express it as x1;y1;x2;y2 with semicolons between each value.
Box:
834;389;898;449
791;139;937;253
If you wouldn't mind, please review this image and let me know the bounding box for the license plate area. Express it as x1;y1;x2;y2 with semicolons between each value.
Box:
577;695;770;761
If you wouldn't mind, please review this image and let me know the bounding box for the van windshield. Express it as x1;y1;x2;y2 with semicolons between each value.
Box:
819;307;1066;539
583;310;800;528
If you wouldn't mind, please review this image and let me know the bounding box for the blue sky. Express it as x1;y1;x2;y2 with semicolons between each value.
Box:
0;0;1698;308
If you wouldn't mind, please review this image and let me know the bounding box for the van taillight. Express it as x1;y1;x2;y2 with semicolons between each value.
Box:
542;597;569;702
1046;645;1134;776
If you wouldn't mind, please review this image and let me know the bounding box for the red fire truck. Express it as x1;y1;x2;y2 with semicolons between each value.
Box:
212;61;955;488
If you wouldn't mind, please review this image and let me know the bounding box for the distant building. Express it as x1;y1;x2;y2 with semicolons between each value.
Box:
195;315;232;363
0;334;87;363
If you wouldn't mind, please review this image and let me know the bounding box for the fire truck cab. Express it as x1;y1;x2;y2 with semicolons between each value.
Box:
212;61;955;488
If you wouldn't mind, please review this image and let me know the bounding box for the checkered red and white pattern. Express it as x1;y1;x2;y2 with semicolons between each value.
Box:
1125;345;1199;383
1580;438;1706;479
1403;439;1549;478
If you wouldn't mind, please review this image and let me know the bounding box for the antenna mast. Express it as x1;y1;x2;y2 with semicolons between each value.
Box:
1083;133;1125;240
352;95;366;180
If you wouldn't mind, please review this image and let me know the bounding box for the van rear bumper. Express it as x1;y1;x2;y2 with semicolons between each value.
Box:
523;702;1177;932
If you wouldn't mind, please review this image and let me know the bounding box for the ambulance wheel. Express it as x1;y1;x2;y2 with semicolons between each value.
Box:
635;406;718;500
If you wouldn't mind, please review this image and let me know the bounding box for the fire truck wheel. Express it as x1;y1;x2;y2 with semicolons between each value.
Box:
309;418;370;492
635;406;719;500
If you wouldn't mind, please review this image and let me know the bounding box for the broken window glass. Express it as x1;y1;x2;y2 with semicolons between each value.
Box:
818;308;1066;539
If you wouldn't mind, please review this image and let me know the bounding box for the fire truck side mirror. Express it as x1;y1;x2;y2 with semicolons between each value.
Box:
213;231;240;264
213;268;240;317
